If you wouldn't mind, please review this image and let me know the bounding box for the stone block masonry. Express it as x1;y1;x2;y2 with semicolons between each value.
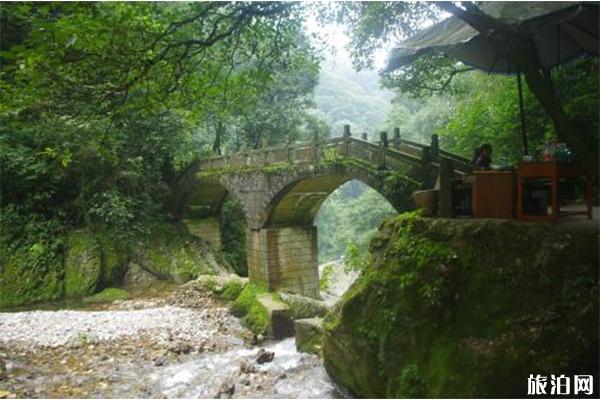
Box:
248;226;318;298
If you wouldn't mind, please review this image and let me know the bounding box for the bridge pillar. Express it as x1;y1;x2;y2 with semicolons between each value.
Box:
247;226;319;298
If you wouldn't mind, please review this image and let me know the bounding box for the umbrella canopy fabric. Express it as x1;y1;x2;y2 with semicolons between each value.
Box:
385;2;599;74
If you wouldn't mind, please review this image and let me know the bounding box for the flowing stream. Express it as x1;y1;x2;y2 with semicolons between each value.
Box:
147;338;343;398
0;271;353;399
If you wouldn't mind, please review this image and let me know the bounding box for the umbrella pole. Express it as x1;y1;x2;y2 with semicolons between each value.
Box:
517;70;529;156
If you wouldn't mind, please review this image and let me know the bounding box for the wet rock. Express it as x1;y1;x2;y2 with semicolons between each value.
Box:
239;361;257;374
216;382;235;398
0;358;5;381
257;294;293;339
255;348;275;364
168;342;193;355
294;318;323;355
0;390;12;399
279;292;329;319
250;333;266;346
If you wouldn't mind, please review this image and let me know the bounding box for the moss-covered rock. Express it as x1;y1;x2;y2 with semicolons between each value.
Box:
295;318;324;355
64;230;102;298
0;241;64;308
1;220;231;308
95;230;128;287
196;273;248;301
136;222;231;282
323;214;599;398
279;292;328;319
231;283;270;335
83;287;130;303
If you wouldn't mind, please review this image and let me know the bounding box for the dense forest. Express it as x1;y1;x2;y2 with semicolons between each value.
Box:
1;1;598;300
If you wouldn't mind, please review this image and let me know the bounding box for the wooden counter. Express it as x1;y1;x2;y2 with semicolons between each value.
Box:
472;170;515;219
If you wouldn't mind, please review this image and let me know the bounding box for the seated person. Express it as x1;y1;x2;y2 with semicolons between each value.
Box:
471;143;492;170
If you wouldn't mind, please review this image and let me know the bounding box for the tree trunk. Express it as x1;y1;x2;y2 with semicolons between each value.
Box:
213;120;224;156
521;67;595;174
512;37;596;174
439;2;597;175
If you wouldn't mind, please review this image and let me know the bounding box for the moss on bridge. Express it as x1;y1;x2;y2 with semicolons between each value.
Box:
323;213;599;398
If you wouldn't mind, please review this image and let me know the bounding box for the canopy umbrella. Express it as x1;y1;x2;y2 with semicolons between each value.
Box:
385;1;599;156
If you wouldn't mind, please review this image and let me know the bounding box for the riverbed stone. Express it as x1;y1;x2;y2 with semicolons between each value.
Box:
294;318;323;355
256;294;293;339
279;292;328;319
255;348;275;364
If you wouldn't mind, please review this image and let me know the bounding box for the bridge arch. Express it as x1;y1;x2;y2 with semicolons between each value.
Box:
248;162;411;297
172;171;251;253
261;163;399;228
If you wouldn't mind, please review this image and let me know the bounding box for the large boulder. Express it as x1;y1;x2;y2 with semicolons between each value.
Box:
0;241;63;308
64;230;102;298
134;222;231;282
96;230;128;287
323;214;599;398
122;262;157;287
279;292;329;319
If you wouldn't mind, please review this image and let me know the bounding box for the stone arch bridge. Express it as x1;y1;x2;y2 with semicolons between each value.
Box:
171;130;472;297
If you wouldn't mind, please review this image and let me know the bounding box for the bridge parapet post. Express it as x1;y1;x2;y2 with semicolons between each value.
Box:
343;124;351;138
343;124;352;156
431;134;440;161
420;146;433;189
379;131;388;168
380;131;389;148
393;127;401;148
438;157;454;218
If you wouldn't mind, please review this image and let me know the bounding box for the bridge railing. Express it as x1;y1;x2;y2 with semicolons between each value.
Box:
198;126;472;178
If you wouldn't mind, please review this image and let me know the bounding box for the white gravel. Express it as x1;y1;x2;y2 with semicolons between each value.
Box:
0;305;238;348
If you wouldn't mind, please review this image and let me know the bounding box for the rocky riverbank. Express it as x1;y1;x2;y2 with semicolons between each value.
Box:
0;283;343;399
323;214;600;398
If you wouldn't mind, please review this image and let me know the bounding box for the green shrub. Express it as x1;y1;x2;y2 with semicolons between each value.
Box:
220;280;244;301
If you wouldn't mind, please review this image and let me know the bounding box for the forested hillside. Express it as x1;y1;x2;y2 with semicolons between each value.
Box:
0;2;327;306
315;52;392;138
313;52;397;263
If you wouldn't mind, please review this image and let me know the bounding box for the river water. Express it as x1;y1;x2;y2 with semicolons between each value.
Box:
147;338;343;398
0;278;350;399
